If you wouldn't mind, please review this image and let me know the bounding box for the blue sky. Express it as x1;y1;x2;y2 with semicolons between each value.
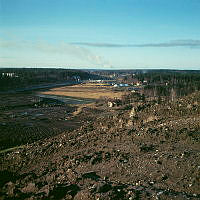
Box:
0;0;200;69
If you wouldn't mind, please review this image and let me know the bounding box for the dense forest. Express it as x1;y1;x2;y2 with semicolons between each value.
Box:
0;68;101;91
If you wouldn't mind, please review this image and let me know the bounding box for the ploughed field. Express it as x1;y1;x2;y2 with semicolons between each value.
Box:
0;90;200;199
0;93;82;152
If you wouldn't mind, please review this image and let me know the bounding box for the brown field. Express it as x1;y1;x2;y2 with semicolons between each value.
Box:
40;83;127;99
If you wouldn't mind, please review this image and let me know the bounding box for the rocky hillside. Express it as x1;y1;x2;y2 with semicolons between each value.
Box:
0;92;200;199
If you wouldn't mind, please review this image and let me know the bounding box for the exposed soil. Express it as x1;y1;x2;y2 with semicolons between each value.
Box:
0;93;83;151
0;92;200;199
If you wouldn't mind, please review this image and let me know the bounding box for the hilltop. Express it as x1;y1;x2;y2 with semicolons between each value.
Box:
0;90;200;200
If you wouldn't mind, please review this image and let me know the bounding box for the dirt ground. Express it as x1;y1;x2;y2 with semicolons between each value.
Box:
0;91;200;199
0;92;84;151
40;83;127;99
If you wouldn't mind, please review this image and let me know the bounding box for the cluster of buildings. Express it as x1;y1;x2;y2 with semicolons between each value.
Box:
1;72;18;78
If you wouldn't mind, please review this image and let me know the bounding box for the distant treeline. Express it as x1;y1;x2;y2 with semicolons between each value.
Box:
93;69;200;99
135;71;200;98
92;69;200;77
0;68;101;91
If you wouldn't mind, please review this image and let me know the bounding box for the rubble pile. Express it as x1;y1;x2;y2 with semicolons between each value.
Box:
0;92;200;199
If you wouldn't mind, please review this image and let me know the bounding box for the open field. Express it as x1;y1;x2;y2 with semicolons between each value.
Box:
40;83;127;99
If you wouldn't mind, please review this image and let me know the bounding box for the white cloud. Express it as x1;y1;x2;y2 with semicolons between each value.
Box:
0;38;111;67
72;39;200;48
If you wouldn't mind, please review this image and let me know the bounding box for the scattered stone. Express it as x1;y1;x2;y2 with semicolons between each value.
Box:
143;115;158;123
37;184;50;196
21;183;37;193
129;107;136;118
67;169;77;182
74;190;93;200
5;181;15;197
108;102;114;108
